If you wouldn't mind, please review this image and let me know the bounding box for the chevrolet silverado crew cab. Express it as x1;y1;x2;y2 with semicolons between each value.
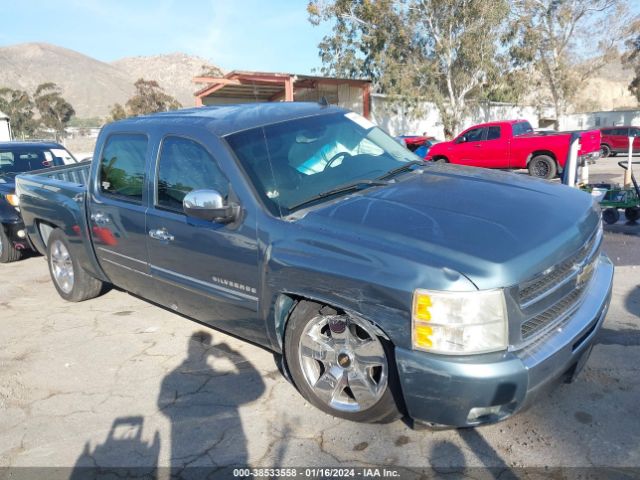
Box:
426;120;601;179
16;104;613;427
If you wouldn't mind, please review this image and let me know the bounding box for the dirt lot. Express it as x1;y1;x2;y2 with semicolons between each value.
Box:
0;159;639;478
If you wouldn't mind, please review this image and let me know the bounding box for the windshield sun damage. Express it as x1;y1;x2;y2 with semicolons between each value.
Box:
226;112;421;215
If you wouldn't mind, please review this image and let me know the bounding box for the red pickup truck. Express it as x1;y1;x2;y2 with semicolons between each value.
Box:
425;120;601;179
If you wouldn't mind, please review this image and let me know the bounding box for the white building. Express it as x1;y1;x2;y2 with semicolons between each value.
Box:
559;109;640;131
0;111;11;141
370;95;555;139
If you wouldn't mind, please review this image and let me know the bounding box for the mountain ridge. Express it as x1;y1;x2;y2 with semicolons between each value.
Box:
0;42;220;118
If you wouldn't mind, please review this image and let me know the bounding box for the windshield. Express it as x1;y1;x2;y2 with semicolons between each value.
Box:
226;112;421;215
0;146;77;176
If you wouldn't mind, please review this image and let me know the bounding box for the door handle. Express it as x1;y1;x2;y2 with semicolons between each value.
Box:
474;144;482;148
90;212;110;226
148;228;175;242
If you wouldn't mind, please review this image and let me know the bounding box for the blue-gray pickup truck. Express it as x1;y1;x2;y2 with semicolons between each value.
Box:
16;103;614;427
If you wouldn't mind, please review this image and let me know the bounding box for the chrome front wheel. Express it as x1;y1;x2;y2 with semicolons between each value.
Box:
285;301;400;423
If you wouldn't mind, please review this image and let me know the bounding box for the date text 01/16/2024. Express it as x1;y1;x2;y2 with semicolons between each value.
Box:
232;468;401;478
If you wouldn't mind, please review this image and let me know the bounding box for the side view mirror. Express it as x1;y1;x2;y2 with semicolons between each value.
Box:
183;189;238;223
455;136;466;144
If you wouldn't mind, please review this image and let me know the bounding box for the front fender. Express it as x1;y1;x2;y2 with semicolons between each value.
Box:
261;239;476;352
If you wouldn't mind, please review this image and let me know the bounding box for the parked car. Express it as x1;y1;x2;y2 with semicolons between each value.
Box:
599;126;640;158
0;141;77;262
16;104;613;428
425;120;601;179
397;135;437;158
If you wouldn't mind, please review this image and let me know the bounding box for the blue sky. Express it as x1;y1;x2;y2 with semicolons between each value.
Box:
0;0;332;74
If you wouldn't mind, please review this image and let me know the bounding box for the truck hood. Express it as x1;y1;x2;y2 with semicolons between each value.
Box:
0;173;16;192
295;164;600;290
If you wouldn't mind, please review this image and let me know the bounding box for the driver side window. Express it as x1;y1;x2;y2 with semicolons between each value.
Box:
460;127;485;143
155;136;228;213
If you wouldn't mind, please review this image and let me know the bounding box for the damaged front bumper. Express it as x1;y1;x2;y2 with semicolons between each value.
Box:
395;254;614;428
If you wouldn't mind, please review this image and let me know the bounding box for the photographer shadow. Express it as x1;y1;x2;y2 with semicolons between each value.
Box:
157;331;266;472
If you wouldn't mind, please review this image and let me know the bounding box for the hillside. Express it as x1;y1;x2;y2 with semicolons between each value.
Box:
111;53;220;109
0;43;220;118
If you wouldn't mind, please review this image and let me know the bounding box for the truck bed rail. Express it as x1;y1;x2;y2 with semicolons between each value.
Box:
24;161;91;186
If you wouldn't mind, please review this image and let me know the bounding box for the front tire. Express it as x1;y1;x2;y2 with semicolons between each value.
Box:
602;208;620;225
600;144;611;158
47;229;104;302
528;155;557;179
284;301;400;423
0;226;22;263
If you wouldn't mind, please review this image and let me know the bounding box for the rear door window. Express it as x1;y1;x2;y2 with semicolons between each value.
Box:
99;134;148;203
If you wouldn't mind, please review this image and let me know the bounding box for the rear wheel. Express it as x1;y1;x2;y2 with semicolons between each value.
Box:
47;229;104;302
432;157;448;163
602;208;620;225
284;301;400;423
528;155;557;179
625;207;640;222
600;144;611;158
0;226;22;263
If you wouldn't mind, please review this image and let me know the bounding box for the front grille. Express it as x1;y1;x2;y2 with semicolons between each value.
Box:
518;228;600;307
521;289;582;340
516;226;601;344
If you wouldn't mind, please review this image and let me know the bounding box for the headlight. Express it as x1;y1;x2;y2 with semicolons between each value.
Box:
412;289;508;355
5;193;19;207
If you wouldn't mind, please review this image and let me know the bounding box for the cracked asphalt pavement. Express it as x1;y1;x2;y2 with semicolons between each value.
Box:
0;160;639;474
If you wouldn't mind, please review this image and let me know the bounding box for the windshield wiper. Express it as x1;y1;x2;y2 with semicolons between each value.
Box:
288;179;390;212
377;160;425;180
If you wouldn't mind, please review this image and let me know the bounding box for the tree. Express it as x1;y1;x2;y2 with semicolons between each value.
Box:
125;78;182;116
308;0;510;137
33;82;75;141
510;0;624;128
200;64;224;77
622;18;640;102
0;88;38;138
108;103;128;122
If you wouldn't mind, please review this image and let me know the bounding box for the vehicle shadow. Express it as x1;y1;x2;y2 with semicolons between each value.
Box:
427;430;518;479
625;285;640;319
157;331;266;474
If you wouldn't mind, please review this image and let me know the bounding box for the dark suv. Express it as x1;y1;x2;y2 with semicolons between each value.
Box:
0;142;77;262
599;126;640;157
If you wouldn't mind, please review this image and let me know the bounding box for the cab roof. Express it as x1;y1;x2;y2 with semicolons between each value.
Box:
106;102;347;137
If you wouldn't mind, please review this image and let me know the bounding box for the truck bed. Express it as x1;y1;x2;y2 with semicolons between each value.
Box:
16;159;110;283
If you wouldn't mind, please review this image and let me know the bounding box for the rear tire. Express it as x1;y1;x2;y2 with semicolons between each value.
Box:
528;155;557;179
432;157;448;163
625;207;640;222
284;301;401;424
47;229;104;302
600;144;611;158
602;208;620;225
0;226;22;263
